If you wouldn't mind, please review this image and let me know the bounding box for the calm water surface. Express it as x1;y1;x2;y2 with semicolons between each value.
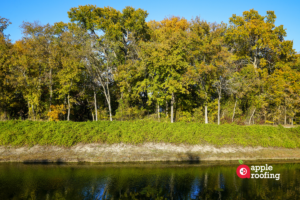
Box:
0;161;299;200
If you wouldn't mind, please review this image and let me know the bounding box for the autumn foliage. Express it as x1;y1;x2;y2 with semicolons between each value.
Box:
47;105;66;121
0;8;300;125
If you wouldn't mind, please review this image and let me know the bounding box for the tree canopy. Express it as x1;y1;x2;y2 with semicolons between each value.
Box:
0;7;299;125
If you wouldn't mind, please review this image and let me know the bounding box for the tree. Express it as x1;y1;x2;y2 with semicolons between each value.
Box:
0;17;13;119
55;25;84;121
12;38;42;120
137;17;191;123
1;7;300;124
68;5;150;121
226;9;296;72
0;17;11;37
188;19;230;124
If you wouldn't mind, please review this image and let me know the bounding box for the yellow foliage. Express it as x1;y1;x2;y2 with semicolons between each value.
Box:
265;120;274;124
177;111;192;122
160;16;189;31
47;105;66;121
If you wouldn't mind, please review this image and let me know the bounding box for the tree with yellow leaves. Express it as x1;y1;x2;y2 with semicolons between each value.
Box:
136;17;191;123
0;17;13;120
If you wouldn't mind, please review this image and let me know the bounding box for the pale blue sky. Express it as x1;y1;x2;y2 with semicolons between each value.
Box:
1;0;299;52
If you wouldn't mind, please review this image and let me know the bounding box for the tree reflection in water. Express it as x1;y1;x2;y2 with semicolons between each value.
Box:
0;162;299;199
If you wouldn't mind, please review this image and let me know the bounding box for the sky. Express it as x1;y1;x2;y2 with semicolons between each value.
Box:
1;0;299;52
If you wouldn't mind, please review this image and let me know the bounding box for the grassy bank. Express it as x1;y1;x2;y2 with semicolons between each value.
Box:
0;120;300;148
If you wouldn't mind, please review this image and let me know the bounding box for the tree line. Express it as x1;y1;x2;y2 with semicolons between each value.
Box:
0;6;299;124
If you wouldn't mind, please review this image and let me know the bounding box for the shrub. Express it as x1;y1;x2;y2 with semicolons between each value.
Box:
47;105;66;121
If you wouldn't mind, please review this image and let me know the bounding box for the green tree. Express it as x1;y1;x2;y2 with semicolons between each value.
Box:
137;17;191;123
226;9;296;72
68;5;150;121
0;17;13;120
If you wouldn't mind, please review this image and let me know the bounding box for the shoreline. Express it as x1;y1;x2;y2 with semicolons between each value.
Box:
1;143;300;163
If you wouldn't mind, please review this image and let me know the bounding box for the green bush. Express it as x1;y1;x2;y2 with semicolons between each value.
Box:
0;120;299;148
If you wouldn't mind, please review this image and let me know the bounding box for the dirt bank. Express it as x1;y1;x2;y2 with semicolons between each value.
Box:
1;143;300;163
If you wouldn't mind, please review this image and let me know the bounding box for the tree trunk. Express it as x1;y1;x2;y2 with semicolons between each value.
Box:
28;101;30;120
205;102;208;124
64;95;67;121
94;90;98;121
104;84;113;121
174;99;177;122
284;106;286;125
94;66;113;121
67;94;70;121
92;112;94;121
4;106;7;120
278;106;281;125
249;108;256;125
108;102;112;121
171;93;175;123
253;56;258;69
121;93;123;121
32;104;35;121
218;97;221;125
217;83;222;126
157;102;160;122
166;100;168;117
49;68;52;112
232;98;237;123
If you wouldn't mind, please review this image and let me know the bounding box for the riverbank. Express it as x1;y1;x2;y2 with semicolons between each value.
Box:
1;143;300;163
1;120;300;162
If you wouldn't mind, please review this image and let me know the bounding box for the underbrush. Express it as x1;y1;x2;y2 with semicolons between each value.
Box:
0;120;299;148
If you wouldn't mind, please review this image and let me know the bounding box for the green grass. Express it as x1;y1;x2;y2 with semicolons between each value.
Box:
0;120;300;148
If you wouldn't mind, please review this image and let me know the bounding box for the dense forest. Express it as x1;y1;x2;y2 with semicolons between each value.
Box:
0;6;299;124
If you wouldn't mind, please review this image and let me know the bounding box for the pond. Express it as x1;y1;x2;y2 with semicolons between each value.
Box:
0;161;299;199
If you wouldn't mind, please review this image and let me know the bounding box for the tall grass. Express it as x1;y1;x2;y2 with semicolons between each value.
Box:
0;120;299;148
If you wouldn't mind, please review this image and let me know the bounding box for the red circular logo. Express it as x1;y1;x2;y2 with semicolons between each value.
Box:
237;165;250;178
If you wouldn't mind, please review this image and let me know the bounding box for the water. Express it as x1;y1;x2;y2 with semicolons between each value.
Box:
0;161;299;199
